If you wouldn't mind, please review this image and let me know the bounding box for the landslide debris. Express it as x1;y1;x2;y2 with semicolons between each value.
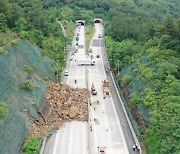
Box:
30;82;89;137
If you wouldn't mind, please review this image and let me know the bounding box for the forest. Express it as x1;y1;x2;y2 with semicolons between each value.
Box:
0;0;180;153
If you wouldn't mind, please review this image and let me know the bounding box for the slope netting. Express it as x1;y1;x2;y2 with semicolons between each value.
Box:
121;62;150;124
0;39;55;154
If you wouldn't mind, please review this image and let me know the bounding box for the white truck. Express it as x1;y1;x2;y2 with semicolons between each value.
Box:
77;59;95;65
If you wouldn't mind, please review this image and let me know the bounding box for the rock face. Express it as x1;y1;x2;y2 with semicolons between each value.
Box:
30;82;89;137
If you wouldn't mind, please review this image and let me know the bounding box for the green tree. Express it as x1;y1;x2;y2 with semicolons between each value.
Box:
14;17;27;33
163;15;177;38
0;13;8;32
0;102;8;118
23;137;40;154
130;92;142;106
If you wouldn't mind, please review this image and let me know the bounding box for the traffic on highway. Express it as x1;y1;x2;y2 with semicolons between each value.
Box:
43;19;141;154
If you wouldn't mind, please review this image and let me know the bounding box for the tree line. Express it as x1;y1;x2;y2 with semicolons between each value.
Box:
0;0;180;153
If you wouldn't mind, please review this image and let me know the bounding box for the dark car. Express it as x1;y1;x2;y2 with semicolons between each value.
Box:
76;37;79;41
96;55;100;58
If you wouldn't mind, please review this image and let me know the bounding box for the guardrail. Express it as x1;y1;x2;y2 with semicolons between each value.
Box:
110;71;141;153
39;128;57;154
103;45;142;153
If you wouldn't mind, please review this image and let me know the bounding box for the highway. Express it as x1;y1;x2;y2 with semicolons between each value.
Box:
87;23;129;154
91;22;140;154
43;21;140;154
43;24;89;154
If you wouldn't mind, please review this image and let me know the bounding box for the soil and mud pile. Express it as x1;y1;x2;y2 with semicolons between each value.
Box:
30;82;89;137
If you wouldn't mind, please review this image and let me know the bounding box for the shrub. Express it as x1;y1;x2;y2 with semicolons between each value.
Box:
133;68;139;75
23;136;40;154
20;80;34;91
130;92;142;106
0;102;8;118
24;65;33;74
122;75;133;85
0;47;9;56
11;39;19;45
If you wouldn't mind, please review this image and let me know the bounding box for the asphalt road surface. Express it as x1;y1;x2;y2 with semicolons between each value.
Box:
95;24;140;154
87;23;129;154
43;25;89;154
43;22;140;154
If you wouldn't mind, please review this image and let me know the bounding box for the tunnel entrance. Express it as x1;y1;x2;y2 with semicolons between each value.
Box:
94;19;101;23
78;22;85;26
76;20;85;26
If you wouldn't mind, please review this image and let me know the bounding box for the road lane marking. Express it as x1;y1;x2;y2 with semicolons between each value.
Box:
52;131;60;154
95;24;113;151
67;123;73;154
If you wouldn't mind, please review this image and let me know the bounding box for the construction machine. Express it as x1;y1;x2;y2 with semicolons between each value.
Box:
102;80;110;95
91;83;97;95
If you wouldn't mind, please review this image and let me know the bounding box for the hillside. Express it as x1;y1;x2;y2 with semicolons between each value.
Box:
0;0;180;153
0;39;55;154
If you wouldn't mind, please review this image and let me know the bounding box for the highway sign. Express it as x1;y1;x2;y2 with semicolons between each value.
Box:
64;45;75;51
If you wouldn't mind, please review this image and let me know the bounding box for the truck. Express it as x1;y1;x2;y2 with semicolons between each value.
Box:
77;59;95;65
102;80;110;95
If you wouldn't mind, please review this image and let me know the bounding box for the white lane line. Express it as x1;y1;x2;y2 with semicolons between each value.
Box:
89;69;97;154
82;123;85;154
90;25;101;154
52;131;60;154
83;123;88;154
61;127;68;153
96;25;113;151
68;123;73;154
82;26;85;88
74;122;77;154
101;98;113;150
109;96;129;153
95;23;126;153
99;23;129;151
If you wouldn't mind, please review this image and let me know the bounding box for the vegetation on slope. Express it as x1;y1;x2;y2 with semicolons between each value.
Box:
85;25;95;51
23;137;40;154
105;3;180;154
1;0;180;153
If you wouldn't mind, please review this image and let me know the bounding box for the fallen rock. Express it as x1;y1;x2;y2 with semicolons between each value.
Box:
30;82;89;138
69;106;79;118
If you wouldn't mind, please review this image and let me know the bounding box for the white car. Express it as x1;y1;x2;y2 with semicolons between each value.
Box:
64;70;69;76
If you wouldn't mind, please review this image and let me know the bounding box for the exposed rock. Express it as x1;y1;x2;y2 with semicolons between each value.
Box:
30;82;89;138
69;106;79;118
